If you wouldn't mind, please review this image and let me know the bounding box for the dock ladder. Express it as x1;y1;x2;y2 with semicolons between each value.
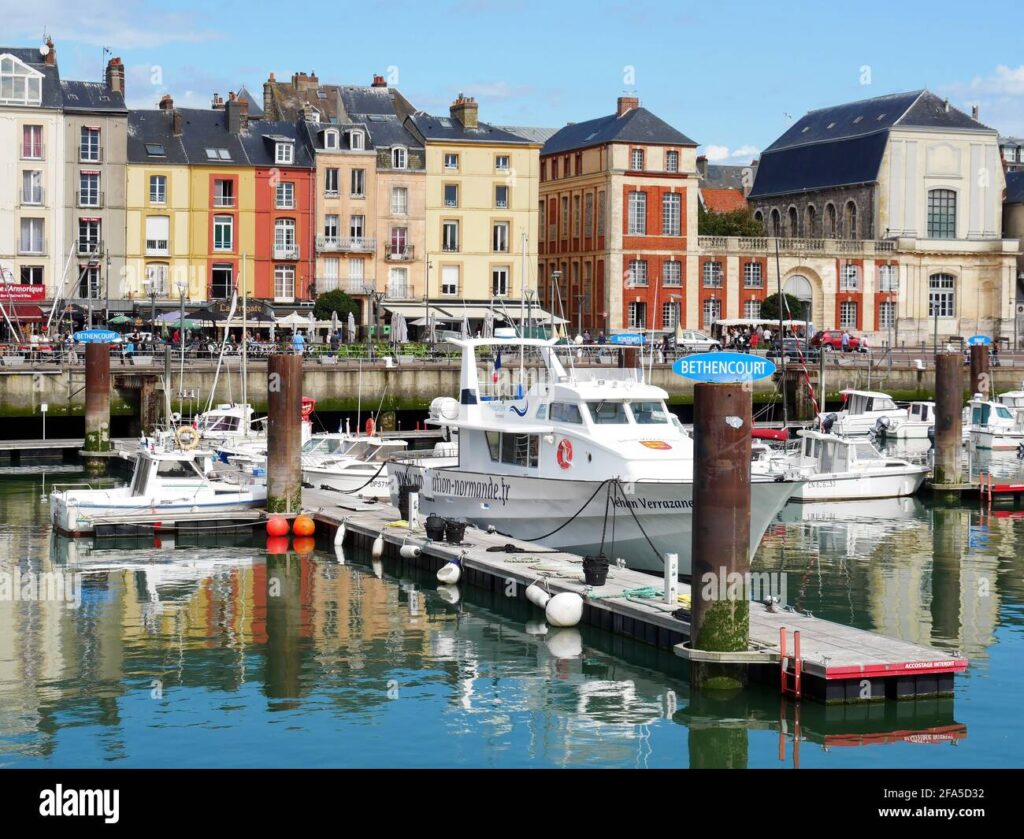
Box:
779;627;802;699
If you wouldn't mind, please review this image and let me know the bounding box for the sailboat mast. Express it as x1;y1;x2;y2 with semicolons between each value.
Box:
242;253;248;436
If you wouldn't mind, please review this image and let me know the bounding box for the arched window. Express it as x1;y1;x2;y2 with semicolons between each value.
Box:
844;201;857;238
804;205;816;237
927;189;956;239
753;210;763;228
825;203;837;237
788;206;799;237
770;208;781;236
783;275;813;320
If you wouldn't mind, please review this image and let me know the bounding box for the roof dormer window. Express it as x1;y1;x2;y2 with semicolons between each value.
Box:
324;129;339;150
349;129;365;150
275;142;294;164
0;55;43;106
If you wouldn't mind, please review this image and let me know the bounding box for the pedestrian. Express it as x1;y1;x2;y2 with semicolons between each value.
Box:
172;328;180;347
841;330;851;352
292;330;306;355
122;335;135;366
583;328;592;343
329;330;340;352
597;330;606;345
860;334;869;354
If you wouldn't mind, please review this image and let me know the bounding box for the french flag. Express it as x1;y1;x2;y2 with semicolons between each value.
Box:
493;350;501;383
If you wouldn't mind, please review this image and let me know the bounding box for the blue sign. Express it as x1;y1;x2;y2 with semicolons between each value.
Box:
967;335;992;346
673;352;777;383
609;333;646;346
73;329;119;344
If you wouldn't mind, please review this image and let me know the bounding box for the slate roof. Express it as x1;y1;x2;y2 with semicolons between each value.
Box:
0;46;63;109
750;90;995;199
240;119;314;167
237;85;263;118
497;125;559;145
700;163;748;190
1006;171;1024;204
127;109;188;164
542;107;696;156
408;112;535;145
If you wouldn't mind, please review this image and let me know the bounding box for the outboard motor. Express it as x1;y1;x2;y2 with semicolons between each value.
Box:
870;415;891;444
927;425;936;451
821;412;838;434
1017;441;1024;461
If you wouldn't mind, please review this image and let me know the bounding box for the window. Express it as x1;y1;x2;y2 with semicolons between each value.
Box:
662;302;678;329
324;129;339;150
391;186;408;215
349;215;365;239
743;262;762;288
145;216;169;255
1;56;42;105
274;265;295;299
324;214;339;240
78;219;100;253
743;299;762;319
444;153;459;170
879;300;896;328
144;263;168;295
703;261;723;287
574;153;582;175
550;403;583;424
839;264;860;291
20;266;43;286
444;183;458;208
551;158;558;179
495;184;509;209
211;265;233;299
804;205;816;236
441;265;459;295
21;170;42;205
496;154;510;171
275;219;296;256
213;215;233;251
442;220;459;252
348;258;365;283
491;433;539;468
665;150;679;172
322;258;339;289
388;266;409;298
879;264;899;293
844;201;857;238
276;181;295;209
149;175;166;204
80;127;100;162
788;206;799;236
628;191;647;234
825;203;836;237
928;273;956;318
927;189;956;239
22;125;42;159
275;142;294;164
839;301;858;328
770;208;781;236
390;226;408;255
663;261;681;287
630;148;644;171
588;401;629;425
392;147;407;169
662;193;681;235
584;193;594;236
572;195;580;236
597;191;605;236
78;265;101;299
350;168;365;197
78;172;100;207
214;179;234;207
627;301;647;329
493;222;509;252
702;298;721;328
349;130;364;151
560;196;569;236
145;143;165;157
325;168;339;195
628;260;648;286
492;265;510;297
205;148;231;161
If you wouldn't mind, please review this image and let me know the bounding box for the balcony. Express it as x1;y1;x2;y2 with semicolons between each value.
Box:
273;244;301;260
18;239;46;256
77;240;104;258
79;146;103;163
213;194;235;208
324;189;340;199
697;235;898;256
20;144;44;160
76;190;104;208
346;277;375;294
316;235;376;253
386;283;412;299
385;243;415;261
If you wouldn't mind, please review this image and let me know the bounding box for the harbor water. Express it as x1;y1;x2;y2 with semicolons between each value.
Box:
0;458;1022;768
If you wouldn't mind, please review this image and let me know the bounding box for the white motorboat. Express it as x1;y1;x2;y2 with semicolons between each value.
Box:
787;430;929;502
387;337;803;576
817;389;908;436
966;388;1024;450
302;434;408;499
886;401;935;441
50;435;266;537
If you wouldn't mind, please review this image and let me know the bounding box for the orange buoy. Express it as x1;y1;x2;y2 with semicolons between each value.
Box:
293;515;316;537
292;536;316;555
266;535;290;555
266;515;290;537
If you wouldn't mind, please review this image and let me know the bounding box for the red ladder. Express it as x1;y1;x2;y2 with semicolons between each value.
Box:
780;627;802;698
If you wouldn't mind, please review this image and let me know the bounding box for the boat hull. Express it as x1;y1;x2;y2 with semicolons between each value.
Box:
303;465;392;499
968;429;1024;450
792;467;928;502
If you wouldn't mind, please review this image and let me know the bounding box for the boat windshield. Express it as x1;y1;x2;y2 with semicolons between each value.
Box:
996;406;1013;420
201;414;240;432
852;442;882;461
157;458;204;478
302;437;352;456
587;401;629;424
629;401;671;424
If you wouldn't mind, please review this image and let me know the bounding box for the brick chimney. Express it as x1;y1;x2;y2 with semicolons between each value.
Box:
264;73;275;119
105;56;124;96
225;90;247;134
617;95;639;117
158;94;174;110
291;71;319;91
372;74;387;88
450;93;478;129
211;92;225;109
173;109;182;136
43;37;55;66
696;155;708;179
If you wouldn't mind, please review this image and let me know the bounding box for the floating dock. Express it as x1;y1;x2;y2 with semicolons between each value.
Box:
305;488;967;705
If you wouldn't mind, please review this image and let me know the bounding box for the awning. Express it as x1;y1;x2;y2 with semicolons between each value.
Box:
6;304;45;322
382;302;567;324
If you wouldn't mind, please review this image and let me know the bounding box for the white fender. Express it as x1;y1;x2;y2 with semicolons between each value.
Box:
525;582;551;609
545;592;584;627
371;533;384;558
400;544;422;559
436;561;461;584
333;521;346;546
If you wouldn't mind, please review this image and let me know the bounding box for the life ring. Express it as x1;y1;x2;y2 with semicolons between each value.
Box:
176;424;200;450
301;397;315;420
365;417;375;437
170;411;182;423
556;438;573;470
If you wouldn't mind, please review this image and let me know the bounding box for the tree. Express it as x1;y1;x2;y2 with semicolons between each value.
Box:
313;289;359;322
760;292;809;322
698;205;764;236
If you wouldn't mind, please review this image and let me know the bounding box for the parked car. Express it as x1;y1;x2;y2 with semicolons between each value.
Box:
676;330;721;353
767;337;820;362
810;329;865;352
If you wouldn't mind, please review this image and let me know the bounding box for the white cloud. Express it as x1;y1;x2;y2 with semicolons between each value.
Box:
124;63;236;110
941;65;1024;135
459;81;534;101
701;144;760;165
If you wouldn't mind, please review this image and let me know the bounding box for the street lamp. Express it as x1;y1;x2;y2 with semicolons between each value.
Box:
143;276;158;327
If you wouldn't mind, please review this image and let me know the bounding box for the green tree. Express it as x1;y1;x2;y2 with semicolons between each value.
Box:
313;289;359;322
760;292;809;322
697;205;764;236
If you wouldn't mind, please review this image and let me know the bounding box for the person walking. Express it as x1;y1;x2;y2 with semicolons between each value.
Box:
292;330;306;356
841;330;851;353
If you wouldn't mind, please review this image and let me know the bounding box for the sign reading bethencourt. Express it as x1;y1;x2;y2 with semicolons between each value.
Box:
672;352;777;383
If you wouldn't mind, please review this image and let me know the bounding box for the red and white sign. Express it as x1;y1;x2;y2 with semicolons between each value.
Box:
0;284;46;302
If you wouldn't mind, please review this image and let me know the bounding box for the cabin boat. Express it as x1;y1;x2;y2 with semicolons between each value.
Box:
301;434;409;499
817;389;908;437
966;388;1024;450
50;436;266;537
387;337;804;576
788;430;928;501
886;401;936;440
194;403;264;443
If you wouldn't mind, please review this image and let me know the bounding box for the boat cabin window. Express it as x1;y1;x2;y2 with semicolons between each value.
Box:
629;401;670;424
852;442;882;461
820;440;838;472
587;401;628;424
996;405;1013;420
130;458;153;495
303;437;352;456
157;459;202;478
972;405;990;425
535;404;547;420
550;402;583;424
202;415;239;432
485;431;539;467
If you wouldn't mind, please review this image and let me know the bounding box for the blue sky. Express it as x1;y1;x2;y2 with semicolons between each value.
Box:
7;0;1023;162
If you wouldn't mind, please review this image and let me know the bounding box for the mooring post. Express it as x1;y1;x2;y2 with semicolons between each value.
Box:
690;381;752;690
267;353;304;513
969;344;990;398
83;342;112;475
933;352;963;486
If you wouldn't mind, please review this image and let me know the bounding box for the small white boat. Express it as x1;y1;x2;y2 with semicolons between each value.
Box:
966;388;1024;450
50;436;266;537
817;389;908;437
886;401;935;441
195;403;264;444
788;430;929;502
302;434;408;499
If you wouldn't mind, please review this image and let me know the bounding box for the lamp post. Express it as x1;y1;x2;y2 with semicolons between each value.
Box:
143;277;158;328
575;291;584;337
175;276;187;395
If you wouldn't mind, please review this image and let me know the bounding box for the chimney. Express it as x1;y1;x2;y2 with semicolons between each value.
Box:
211;92;225;109
617;95;639;117
264;73;275;119
943;98;950;113
372;74;387;88
696;155;708;179
291;71;319;91
173;109;182;137
43;36;55;66
971;104;979;121
225;90;247;134
450;93;478;129
105;56;124;96
158;94;174;111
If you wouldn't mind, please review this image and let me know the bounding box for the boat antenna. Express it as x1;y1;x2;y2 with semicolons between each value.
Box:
774;236;788;428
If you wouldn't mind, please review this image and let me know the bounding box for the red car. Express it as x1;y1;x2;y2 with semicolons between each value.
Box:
811;330;864;352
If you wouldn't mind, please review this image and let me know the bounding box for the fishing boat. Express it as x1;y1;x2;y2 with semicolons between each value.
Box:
965;387;1024;450
49;434;266;537
817;389;908;437
387;337;803;576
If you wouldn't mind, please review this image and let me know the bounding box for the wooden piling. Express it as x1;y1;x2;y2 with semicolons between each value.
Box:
969;344;990;398
267;354;303;513
83;343;111;475
933;352;962;486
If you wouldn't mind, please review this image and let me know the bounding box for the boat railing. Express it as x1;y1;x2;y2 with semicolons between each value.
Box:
49;481;102;493
569;367;642;385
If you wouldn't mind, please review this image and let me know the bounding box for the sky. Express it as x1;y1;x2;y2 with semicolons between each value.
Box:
6;0;1023;164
